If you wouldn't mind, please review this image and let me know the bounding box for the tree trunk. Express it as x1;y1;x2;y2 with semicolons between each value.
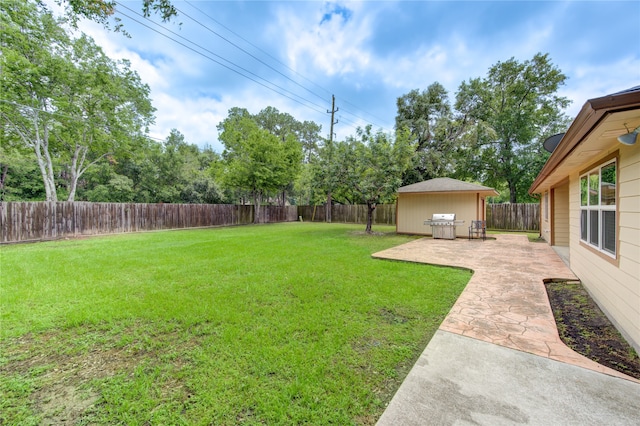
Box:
66;144;88;202
34;140;57;201
326;191;332;223
366;202;376;234
253;191;262;224
509;182;517;203
31;114;58;201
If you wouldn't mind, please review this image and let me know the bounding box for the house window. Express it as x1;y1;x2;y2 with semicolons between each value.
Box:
580;160;616;256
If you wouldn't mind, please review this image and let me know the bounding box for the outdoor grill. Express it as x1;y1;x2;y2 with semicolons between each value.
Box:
423;213;464;240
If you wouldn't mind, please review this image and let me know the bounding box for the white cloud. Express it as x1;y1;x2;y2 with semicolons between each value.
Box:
39;0;638;150
277;2;373;76
559;55;640;117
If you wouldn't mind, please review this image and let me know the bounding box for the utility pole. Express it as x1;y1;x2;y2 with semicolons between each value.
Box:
326;95;338;223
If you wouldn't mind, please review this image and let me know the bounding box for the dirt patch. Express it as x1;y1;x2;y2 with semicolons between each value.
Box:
0;322;202;424
545;280;640;379
37;384;99;425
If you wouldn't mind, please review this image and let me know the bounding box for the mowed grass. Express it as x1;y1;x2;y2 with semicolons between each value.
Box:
0;223;470;425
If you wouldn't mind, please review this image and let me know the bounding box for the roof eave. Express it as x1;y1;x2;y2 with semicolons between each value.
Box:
529;89;640;194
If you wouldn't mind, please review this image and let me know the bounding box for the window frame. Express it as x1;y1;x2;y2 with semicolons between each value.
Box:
579;157;617;259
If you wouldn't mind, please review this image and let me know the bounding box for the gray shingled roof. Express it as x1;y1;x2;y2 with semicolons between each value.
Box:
398;177;498;194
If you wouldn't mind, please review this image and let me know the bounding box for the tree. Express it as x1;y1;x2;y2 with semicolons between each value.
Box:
52;0;177;33
55;35;155;201
217;108;303;223
153;130;223;204
0;140;46;201
395;83;468;185
455;53;570;202
254;106;312;205
307;137;340;217
1;0;155;201
1;0;70;200
335;126;414;233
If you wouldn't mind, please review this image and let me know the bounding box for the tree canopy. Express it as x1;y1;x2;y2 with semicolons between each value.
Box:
2;5;574;213
217;107;304;222
51;0;178;33
1;0;155;201
455;53;570;202
395;53;571;202
395;83;468;185
324;126;414;233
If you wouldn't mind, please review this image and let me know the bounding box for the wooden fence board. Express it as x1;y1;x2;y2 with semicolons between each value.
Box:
1;202;539;244
486;203;539;231
298;204;396;225
0;202;298;243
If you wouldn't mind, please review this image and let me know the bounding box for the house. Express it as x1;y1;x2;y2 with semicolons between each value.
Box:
396;177;498;236
529;86;640;353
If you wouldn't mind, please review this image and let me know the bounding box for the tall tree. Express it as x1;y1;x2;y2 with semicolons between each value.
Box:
308;137;340;214
1;0;69;200
55;35;155;201
254;106;311;205
395;83;467;185
1;0;155;201
335;126;414;233
217;108;302;223
455;53;570;202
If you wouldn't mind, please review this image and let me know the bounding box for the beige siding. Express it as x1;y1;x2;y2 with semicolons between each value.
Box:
553;183;570;246
397;193;479;236
569;145;640;353
540;191;551;243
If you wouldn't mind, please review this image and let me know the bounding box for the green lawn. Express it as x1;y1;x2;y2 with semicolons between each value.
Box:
0;223;470;425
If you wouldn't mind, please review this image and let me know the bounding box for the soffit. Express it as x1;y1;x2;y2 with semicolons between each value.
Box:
533;109;640;191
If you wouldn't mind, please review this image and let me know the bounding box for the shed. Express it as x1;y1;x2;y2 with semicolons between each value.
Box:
396;177;498;236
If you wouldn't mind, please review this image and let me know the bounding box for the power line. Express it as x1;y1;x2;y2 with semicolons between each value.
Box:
112;3;328;116
112;2;395;136
175;2;394;133
180;1;329;104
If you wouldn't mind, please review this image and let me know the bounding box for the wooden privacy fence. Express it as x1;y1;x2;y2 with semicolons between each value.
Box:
297;204;396;225
485;203;539;231
1;202;539;243
0;202;298;243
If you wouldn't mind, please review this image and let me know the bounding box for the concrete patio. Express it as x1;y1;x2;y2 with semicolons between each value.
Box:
373;234;640;425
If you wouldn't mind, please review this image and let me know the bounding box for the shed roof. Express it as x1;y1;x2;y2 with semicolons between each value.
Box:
398;177;498;196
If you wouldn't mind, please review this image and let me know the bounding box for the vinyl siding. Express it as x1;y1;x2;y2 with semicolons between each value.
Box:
553;183;570;246
569;146;640;353
396;193;479;236
541;192;551;243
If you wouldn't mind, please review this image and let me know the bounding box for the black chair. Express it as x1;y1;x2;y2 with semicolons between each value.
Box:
469;220;486;240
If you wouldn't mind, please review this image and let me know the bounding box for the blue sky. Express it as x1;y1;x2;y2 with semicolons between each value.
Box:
64;1;640;151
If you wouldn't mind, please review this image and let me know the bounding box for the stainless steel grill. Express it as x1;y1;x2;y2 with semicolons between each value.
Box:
423;213;464;240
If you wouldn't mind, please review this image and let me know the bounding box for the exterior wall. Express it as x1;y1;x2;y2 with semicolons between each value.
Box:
541;191;552;243
553;182;570;246
397;193;479;236
568;146;640;353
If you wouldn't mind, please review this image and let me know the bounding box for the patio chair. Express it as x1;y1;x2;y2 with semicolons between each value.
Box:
469;220;486;241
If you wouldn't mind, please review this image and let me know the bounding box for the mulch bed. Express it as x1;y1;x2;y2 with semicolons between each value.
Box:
545;280;640;380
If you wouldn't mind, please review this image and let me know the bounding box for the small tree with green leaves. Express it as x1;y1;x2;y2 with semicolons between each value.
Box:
336;126;415;233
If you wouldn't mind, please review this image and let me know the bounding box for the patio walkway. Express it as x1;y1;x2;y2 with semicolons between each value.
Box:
373;234;640;425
